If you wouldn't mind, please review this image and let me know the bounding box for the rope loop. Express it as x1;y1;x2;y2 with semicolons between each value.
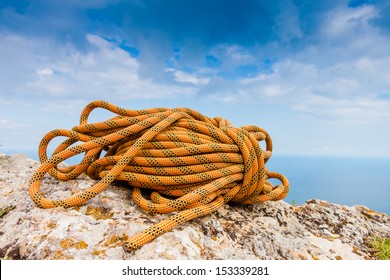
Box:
28;100;290;251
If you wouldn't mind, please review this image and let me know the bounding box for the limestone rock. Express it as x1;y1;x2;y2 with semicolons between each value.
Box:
0;153;389;260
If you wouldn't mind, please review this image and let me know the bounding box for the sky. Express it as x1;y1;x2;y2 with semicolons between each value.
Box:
1;0;390;158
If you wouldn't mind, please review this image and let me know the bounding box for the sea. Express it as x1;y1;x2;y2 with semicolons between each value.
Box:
2;148;390;215
267;154;390;215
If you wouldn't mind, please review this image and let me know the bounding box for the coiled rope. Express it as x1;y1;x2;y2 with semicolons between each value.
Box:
29;100;290;252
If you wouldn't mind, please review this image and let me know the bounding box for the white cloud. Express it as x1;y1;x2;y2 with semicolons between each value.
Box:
0;33;195;103
235;57;390;124
0;33;196;151
224;45;253;62
274;0;303;43
37;68;54;76
262;85;286;97
208;4;390;125
166;68;210;85
291;96;390;124
322;5;379;37
0;118;10;127
1;2;389;157
0;118;32;130
209;44;254;68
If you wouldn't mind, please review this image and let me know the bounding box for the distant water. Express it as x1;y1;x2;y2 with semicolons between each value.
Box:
2;148;389;215
266;155;390;215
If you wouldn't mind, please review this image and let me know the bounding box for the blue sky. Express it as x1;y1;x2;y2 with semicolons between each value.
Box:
1;0;390;157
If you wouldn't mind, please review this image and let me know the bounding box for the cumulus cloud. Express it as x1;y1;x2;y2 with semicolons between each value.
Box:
234;57;390;124
0;33;195;105
208;44;255;70
166;68;210;85
321;4;379;37
207;4;390;124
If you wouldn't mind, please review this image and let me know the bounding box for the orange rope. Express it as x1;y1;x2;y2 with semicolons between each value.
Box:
29;100;290;251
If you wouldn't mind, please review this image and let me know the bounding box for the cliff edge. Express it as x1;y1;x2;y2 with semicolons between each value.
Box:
0;153;389;260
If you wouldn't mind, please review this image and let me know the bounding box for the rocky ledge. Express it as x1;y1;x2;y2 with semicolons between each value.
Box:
0;153;389;260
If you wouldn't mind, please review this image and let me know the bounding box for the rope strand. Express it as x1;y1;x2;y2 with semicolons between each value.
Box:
29;100;290;251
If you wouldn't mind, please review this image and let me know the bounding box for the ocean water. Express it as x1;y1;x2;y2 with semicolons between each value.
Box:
2;148;390;215
266;155;390;215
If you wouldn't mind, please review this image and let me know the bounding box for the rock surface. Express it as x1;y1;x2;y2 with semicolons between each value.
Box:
0;153;389;260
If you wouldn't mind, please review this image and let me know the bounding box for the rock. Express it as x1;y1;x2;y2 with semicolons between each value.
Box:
0;153;389;260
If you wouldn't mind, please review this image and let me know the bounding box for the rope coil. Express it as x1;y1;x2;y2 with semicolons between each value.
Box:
29;100;290;251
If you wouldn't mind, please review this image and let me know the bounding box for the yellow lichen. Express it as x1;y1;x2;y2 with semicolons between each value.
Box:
103;235;128;248
85;206;113;220
59;238;88;250
92;249;107;257
53;250;73;260
40;234;48;242
74;240;88;249
60;238;74;249
298;253;308;260
310;254;319;260
45;222;57;230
